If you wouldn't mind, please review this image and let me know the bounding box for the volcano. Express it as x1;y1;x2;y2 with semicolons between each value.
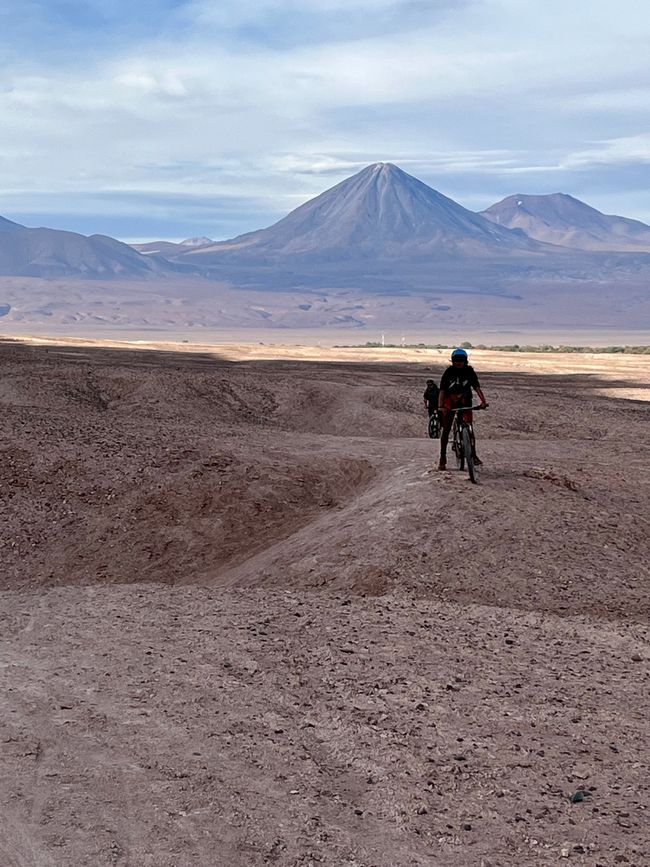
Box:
481;193;650;252
180;163;543;266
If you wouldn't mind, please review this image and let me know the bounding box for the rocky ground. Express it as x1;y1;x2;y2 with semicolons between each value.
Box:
0;339;648;866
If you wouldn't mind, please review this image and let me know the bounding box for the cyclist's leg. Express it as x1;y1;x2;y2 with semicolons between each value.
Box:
439;409;454;466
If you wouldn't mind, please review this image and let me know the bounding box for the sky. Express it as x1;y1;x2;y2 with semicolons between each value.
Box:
0;0;649;241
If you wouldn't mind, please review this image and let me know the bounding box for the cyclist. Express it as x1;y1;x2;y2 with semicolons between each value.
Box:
423;379;441;421
438;348;487;471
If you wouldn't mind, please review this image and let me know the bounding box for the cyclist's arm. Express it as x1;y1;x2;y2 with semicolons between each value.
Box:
474;386;487;407
438;389;447;410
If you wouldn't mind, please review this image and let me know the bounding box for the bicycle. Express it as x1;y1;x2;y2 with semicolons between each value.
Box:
427;410;441;439
450;404;488;484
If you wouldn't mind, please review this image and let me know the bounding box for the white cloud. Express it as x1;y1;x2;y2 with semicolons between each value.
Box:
563;134;650;168
0;0;649;232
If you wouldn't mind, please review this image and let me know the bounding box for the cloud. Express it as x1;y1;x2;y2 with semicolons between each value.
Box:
182;0;469;47
0;0;648;237
563;134;650;168
2;187;278;241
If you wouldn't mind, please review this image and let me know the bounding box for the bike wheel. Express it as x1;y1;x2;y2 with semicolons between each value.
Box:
428;415;439;439
462;426;476;483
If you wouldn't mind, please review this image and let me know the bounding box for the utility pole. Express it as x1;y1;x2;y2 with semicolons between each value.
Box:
381;332;385;347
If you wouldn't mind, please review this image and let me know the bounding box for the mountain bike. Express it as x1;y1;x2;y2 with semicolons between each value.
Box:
450;405;488;484
427;411;441;439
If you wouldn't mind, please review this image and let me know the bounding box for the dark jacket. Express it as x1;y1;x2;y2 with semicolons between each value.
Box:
423;382;440;409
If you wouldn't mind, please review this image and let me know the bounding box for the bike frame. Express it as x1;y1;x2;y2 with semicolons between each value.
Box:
448;405;485;435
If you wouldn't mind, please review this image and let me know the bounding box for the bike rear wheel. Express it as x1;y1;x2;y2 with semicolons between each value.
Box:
462;426;476;483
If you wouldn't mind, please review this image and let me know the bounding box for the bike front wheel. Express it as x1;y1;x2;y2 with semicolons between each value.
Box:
462;426;476;483
428;414;440;439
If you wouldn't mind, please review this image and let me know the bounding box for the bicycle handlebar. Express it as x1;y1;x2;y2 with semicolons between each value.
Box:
445;404;488;411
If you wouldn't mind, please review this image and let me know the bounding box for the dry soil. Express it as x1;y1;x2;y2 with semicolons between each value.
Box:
1;339;648;867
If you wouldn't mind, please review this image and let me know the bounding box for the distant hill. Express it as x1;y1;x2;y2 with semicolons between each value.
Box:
481;193;650;252
131;237;214;257
180;236;214;247
0;227;164;278
131;240;186;257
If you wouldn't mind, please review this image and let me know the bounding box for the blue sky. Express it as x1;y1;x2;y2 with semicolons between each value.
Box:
1;0;648;241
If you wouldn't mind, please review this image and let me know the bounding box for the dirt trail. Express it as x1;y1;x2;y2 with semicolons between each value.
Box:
0;339;648;866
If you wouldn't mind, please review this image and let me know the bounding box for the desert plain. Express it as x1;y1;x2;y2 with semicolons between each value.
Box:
0;336;648;866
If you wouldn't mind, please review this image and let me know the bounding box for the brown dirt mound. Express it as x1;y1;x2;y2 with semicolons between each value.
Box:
1;340;648;620
1;442;374;587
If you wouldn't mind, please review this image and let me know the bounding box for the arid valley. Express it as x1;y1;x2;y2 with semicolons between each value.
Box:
1;337;648;866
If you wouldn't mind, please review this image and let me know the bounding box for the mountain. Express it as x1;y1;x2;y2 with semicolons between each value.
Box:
180;236;214;247
132;240;186;256
179;162;543;266
481;193;650;252
0;227;164;278
0;215;25;233
132;237;214;256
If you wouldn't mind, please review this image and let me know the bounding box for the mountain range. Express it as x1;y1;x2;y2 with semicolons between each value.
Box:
1;163;649;329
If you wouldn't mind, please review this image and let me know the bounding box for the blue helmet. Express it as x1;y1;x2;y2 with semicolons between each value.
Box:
451;347;468;362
